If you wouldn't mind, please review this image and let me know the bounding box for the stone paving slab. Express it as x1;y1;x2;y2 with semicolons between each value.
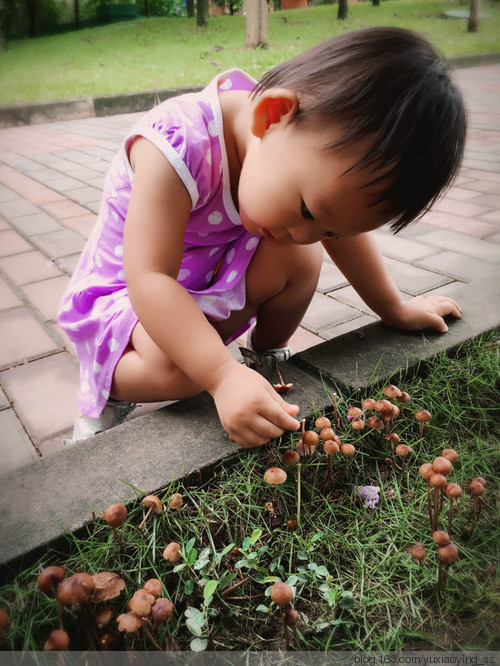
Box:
0;308;60;370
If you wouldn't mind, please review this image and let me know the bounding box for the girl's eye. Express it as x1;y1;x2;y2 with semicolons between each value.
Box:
301;202;314;220
324;231;340;240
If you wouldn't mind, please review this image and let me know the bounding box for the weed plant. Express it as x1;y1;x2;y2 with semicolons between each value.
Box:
0;333;498;651
1;0;500;104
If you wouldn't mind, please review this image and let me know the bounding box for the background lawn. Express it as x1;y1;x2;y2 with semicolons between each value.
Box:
1;0;500;105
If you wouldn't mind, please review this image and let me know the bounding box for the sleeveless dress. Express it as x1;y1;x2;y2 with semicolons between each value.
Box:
58;69;261;418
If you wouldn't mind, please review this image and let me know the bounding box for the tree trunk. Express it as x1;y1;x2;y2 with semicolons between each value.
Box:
27;0;36;37
337;0;348;20
468;0;480;32
74;0;80;29
6;0;24;38
187;0;195;17
197;0;209;26
372;0;380;6
246;0;268;48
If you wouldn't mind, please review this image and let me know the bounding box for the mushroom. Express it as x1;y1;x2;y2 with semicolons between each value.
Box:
368;416;384;431
150;598;174;624
429;473;447;532
168;493;183;509
102;503;128;546
282;450;300;466
320;427;335;442
273;362;293;394
397;391;411;413
340;443;355;480
469;477;486;533
129;589;155;617
270;582;294;650
432;530;451;546
37;566;65;595
302;428;320;457
0;609;10;650
315;416;331;430
347;406;363;419
286;519;298;531
419;463;434;531
409;544;427;564
437;541;459;587
263;467;287;511
350;417;365;435
95;605;114;630
116;611;142;634
163;542;181;563
442;448;458;462
445;482;462;535
383;384;402;401
143;579;163;599
432;456;453;476
394;443;412;471
138;495;163;530
415;409;432;439
57;573;95;606
284;608;300;646
323;438;340;483
44;628;70;651
362;398;376;411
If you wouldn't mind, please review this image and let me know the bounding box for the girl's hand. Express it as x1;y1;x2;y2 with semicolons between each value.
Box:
385;295;461;333
210;364;301;449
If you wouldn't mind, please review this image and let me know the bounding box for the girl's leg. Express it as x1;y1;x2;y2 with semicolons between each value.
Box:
111;239;323;403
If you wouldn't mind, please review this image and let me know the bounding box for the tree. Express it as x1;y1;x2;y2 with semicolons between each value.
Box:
197;0;208;26
468;0;480;32
337;0;348;20
246;0;268;48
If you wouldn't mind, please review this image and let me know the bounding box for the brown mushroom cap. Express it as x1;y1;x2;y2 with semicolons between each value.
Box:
270;581;294;606
438;542;459;564
418;463;434;480
368;416;384;430
441;448;459;462
95;605;114;629
323;440;340;455
432;456;453;476
286;519;298;531
57;573;95;606
302;430;320;447
471;476;487;488
150;598;174;622
315;416;331;430
282;450;300;466
374;399;393;415
362;398;376;410
0;609;10;631
163;542;181;563
432;530;451;546
395;444;412;456
116;611;142;633
383;384;402;399
469;480;485;496
142;495;163;514
398;391;411;404
385;433;401;445
169;493;183;509
347;406;363;418
429;473;447;489
445;482;463;499
351;418;365;431
37;566;65;593
320;427;335;441
130;589;155;617
415;409;432;423
143;578;163;598
409;544;427;561
284;608;299;626
44;628;70;651
341;443;356;457
102;503;128;528
263;467;287;485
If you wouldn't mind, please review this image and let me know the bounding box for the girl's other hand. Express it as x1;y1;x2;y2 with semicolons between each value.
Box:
386;294;461;333
210;364;301;449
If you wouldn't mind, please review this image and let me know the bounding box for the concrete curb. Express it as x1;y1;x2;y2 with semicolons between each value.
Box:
0;275;498;571
1;53;500;129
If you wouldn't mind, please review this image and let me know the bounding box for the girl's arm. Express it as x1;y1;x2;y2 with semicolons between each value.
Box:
124;138;300;448
322;233;461;332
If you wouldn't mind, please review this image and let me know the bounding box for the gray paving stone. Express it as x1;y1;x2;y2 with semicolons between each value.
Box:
9;212;62;237
383;257;453;295
0;277;22;310
0;408;38;475
317;260;349;294
0;308;59;369
0;199;40;220
0;250;61;285
417;229;500;262
416;251;500;282
301;292;361;333
0;351;79;444
41;176;87;192
31;228;86;260
0;186;19;203
372;232;436;262
22;275;69;322
318;314;377;341
65;186;102;205
0;387;10;410
0;229;33;257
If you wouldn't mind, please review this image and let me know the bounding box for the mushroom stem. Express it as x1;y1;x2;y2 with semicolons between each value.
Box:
142;620;162;651
447;498;455;536
296;463;302;528
427;482;433;533
281;609;291;651
139;505;154;531
432;487;440;533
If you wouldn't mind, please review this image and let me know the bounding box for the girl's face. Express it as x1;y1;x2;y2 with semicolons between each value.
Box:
238;122;394;244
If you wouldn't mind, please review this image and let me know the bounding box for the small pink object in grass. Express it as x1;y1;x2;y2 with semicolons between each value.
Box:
354;485;380;509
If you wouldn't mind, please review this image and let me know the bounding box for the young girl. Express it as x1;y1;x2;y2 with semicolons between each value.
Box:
59;27;466;449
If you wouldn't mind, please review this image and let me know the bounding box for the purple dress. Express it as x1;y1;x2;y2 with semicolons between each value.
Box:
58;69;260;418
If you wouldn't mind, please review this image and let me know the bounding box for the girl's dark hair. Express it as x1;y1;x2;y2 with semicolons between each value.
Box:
254;27;467;231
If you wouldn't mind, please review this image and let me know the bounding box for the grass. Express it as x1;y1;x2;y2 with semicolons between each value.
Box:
0;332;499;652
1;0;500;105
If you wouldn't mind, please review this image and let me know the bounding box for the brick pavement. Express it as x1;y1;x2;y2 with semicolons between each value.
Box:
0;63;499;474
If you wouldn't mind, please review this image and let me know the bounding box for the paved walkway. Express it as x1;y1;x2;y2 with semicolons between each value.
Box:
0;63;499;475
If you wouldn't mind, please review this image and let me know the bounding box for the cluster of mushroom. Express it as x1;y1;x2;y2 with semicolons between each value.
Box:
37;565;126;651
418;449;460;533
117;579;174;650
409;530;459;587
269;582;298;650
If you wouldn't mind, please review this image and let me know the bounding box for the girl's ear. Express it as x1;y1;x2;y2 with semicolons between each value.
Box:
250;89;299;138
